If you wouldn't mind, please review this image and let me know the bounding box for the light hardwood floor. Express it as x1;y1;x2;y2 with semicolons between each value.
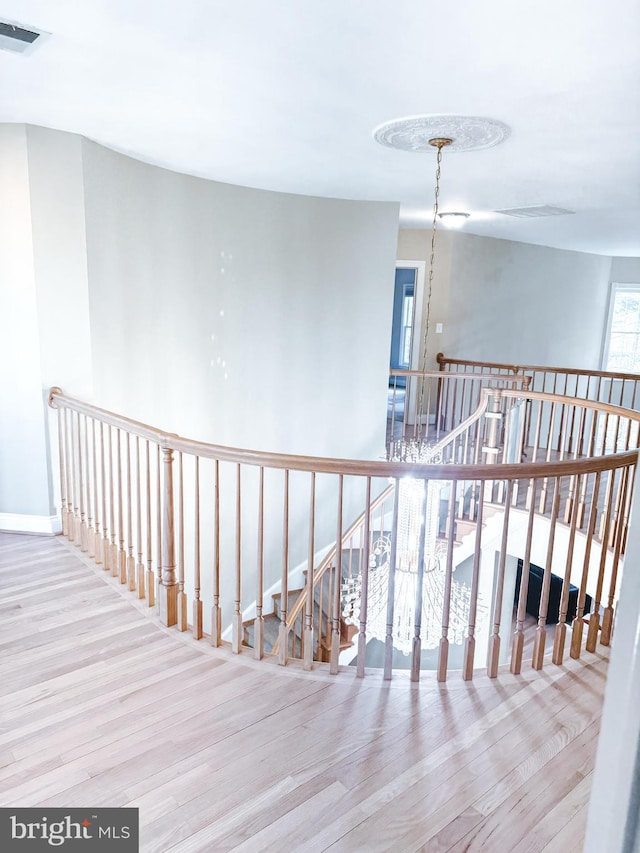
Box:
0;531;607;852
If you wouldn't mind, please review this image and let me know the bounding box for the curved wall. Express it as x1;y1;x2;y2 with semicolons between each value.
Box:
82;139;400;461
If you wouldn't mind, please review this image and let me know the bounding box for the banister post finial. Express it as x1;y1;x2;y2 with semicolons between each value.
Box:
48;386;63;408
158;445;178;627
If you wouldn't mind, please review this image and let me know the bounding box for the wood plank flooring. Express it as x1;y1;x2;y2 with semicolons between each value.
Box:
0;531;608;852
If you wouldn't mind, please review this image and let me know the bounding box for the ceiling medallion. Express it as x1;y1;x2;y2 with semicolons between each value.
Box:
373;115;510;153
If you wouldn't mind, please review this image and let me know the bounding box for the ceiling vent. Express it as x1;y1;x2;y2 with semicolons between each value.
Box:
0;19;49;55
495;204;575;218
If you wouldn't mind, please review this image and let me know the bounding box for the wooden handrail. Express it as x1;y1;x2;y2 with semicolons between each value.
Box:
437;353;640;383
49;387;640;482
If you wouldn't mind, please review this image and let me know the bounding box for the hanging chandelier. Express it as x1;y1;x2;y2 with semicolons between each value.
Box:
339;117;509;663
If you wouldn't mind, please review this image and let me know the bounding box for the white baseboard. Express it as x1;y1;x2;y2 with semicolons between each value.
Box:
0;513;62;535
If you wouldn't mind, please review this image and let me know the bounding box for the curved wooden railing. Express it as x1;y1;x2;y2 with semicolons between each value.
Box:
437;352;640;411
386;368;531;457
48;381;639;684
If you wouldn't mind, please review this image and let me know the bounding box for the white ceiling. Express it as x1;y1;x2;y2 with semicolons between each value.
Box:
1;0;639;256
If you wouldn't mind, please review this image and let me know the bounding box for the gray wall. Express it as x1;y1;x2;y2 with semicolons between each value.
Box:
611;257;640;284
0;126;93;528
0;125;51;519
398;229;613;369
82;140;399;461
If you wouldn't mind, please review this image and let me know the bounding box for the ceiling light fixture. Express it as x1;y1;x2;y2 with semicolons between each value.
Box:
438;212;470;228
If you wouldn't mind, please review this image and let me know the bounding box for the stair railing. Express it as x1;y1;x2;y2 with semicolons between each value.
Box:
437;352;640;414
48;385;639;684
387;368;531;457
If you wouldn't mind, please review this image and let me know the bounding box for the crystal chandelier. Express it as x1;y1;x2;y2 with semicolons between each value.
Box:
339;124;496;661
342;477;476;654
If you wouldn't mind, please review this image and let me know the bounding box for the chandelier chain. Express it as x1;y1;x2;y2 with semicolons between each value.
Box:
417;139;450;427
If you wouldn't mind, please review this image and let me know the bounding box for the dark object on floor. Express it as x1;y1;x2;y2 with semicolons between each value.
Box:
514;559;592;624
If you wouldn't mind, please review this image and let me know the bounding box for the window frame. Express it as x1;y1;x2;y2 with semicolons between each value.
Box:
602;282;640;373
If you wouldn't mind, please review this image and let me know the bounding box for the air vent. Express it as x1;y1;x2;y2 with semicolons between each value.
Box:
0;19;48;55
495;205;575;219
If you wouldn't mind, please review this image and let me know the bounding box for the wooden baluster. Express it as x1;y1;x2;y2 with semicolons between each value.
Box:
552;474;582;665
529;399;544;473
621;466;635;556
193;456;203;639
69;410;79;543
425;376;433;441
58;406;69;537
488;480;514;678
117;429;126;583
108;426;117;573
211;459;222;647
601;467;628;647
613;406;622;450
233;463;243;654
77;412;87;550
145;440;154;606
64;406;75;541
468;475;477;523
329;475;344;675
437;484;458;682
446;377;454;434
410;479;428;683
463;484;485;680
72;411;81;546
532;478;562;670
510;399;528;509
571;471;601;659
587;469;615;653
389;378;397;456
510;480;538;675
177;452;188;631
85;415;95;557
254;466;265;659
563;406;578;524
538;402;557;514
556;375;568;451
126;432;136;591
277;469;290;665
461;383;472;465
158;446;177;627
404;374;412;443
109;429;121;577
576;449;590;530
567;380;578;454
92;419;101;563
383;479;399;681
136;436;145;598
608;465;626;549
99;421;108;568
412;377;420;441
431;375;439;439
356;477;372;679
304;472;316;670
318;572;326;660
598;465;615;546
156;444;162;597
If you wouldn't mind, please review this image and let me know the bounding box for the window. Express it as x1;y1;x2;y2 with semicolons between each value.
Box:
400;291;414;366
604;284;640;373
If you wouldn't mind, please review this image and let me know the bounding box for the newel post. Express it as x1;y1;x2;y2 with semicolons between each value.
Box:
158;444;178;627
